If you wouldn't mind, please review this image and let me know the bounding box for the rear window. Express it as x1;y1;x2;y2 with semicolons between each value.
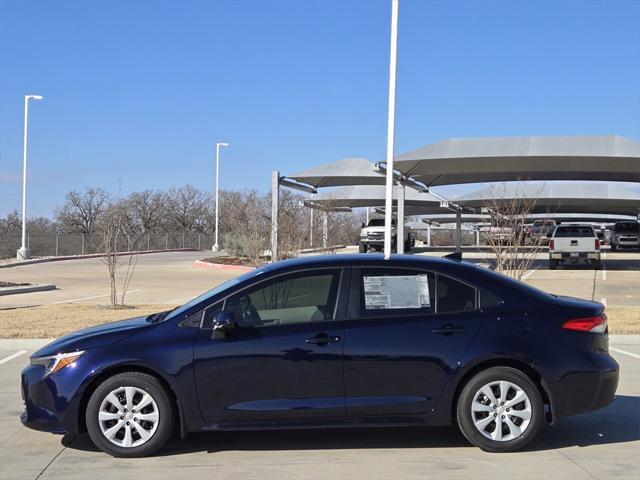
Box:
615;222;640;233
367;219;396;227
554;226;595;237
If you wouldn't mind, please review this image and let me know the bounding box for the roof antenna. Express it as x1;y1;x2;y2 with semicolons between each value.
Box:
444;251;463;261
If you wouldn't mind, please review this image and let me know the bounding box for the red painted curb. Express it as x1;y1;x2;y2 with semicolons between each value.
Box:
192;260;255;272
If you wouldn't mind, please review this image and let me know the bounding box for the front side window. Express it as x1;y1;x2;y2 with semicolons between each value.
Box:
359;268;435;317
224;270;341;328
437;275;477;313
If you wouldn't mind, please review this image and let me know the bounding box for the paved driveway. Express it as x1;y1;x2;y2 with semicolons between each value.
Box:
1;339;638;480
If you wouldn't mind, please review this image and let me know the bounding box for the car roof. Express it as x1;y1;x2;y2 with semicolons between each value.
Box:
264;254;459;272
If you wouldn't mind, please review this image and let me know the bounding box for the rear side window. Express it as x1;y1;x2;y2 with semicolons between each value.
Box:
480;289;504;309
359;268;435;317
437;275;477;313
554;226;595;237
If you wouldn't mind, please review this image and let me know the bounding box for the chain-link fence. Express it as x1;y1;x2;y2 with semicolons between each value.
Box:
0;233;212;260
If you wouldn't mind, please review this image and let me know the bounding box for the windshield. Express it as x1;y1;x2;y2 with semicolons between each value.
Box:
368;219;395;227
166;268;260;319
615;222;640;233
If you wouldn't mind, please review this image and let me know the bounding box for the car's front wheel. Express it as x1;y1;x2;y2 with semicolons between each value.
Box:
86;372;174;457
456;367;543;452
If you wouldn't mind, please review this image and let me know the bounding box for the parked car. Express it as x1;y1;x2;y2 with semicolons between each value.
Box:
359;218;412;252
610;221;640;250
527;219;557;245
548;224;601;269
21;255;618;457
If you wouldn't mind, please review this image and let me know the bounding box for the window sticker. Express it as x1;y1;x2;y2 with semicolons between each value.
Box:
363;275;431;310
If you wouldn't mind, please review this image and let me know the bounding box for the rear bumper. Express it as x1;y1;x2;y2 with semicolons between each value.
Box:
550;252;600;261
548;350;619;419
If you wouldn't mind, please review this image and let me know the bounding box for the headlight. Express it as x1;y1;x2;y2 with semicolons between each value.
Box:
30;351;85;376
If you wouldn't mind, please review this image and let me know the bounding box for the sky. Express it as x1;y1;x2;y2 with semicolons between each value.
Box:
1;0;639;218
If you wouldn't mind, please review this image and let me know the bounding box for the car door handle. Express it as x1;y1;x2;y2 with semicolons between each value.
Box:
432;324;467;335
305;333;341;345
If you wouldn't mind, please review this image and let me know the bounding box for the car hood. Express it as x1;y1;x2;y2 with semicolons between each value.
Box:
33;315;153;357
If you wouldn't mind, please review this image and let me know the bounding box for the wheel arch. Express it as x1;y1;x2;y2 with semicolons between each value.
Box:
77;364;186;438
451;358;555;425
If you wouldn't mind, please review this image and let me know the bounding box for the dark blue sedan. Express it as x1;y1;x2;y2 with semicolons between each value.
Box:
21;254;619;457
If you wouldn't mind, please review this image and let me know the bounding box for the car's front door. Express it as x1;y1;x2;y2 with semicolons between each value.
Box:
344;266;484;417
193;267;348;425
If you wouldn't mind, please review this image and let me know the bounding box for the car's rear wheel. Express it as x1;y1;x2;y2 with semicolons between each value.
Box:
456;367;543;452
86;372;174;457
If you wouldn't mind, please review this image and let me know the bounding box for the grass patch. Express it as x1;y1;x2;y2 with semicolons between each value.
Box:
605;307;640;335
0;304;178;338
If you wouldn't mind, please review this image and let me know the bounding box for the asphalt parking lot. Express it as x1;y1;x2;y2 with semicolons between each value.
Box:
0;338;638;480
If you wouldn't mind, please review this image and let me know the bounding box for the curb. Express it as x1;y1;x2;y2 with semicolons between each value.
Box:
609;334;640;346
193;260;255;272
0;248;200;269
0;284;56;296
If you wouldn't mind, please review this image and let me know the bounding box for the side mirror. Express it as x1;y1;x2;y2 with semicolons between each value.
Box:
546;232;553;238
361;222;366;228
212;311;236;340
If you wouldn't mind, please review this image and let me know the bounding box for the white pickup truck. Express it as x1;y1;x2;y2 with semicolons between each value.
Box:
548;224;601;270
359;218;412;253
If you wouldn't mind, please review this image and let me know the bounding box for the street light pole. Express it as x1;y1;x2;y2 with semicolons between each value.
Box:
383;0;399;259
17;94;43;261
213;141;229;251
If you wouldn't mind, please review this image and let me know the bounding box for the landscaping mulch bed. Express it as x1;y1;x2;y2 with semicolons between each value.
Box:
200;256;260;267
0;281;31;288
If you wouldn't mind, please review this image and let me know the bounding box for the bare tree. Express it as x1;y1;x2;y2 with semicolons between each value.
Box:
55;187;109;235
483;183;548;280
99;202;139;308
165;185;209;232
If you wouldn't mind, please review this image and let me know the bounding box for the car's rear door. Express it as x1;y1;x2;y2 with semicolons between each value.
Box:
344;266;484;417
193;267;349;425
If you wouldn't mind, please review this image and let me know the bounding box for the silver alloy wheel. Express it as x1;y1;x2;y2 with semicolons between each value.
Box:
98;386;159;448
470;380;532;442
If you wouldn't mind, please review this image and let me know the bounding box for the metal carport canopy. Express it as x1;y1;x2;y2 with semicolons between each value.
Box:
303;185;445;213
392;135;640;186
287;157;385;188
453;182;640;216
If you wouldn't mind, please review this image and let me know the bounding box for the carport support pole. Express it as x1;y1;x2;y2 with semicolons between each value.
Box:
427;223;431;247
456;211;462;252
397;183;405;254
309;208;314;248
322;211;328;249
271;170;279;262
475;228;480;247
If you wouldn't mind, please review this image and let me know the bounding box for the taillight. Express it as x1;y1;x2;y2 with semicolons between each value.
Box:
595;238;600;250
549;239;554;250
562;314;607;333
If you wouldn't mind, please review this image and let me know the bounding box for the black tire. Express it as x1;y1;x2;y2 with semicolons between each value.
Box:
404;239;411;252
86;372;174;458
611;244;617;251
594;260;602;270
456;366;543;453
358;242;367;253
549;259;557;270
392;236;397;253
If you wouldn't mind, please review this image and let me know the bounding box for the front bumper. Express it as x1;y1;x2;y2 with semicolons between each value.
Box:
20;358;94;436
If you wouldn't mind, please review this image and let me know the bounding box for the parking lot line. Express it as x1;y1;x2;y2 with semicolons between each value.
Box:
610;347;640;359
49;289;141;305
0;350;27;365
522;265;540;280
